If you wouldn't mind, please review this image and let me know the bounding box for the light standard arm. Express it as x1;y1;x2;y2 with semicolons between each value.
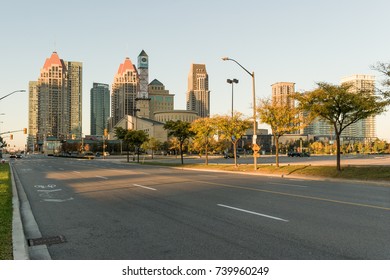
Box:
0;90;26;101
222;57;257;170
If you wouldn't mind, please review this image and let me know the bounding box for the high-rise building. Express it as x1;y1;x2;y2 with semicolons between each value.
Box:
90;83;110;135
186;64;210;118
28;51;82;144
341;74;376;139
111;57;139;126
271;82;295;108
27;81;38;150
67;61;83;138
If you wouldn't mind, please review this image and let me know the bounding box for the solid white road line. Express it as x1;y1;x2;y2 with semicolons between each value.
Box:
133;184;157;191
269;182;309;188
217;204;289;222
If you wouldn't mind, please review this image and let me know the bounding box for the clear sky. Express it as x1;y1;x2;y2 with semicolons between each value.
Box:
1;0;390;149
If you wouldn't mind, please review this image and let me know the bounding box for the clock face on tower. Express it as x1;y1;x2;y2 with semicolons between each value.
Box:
139;56;148;68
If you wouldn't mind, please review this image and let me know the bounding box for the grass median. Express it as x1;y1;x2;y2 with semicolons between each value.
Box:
0;163;13;259
141;161;390;182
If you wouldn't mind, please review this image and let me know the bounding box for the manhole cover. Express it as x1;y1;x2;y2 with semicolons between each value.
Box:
28;235;66;246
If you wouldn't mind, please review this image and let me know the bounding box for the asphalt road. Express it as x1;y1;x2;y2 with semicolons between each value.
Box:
11;155;390;260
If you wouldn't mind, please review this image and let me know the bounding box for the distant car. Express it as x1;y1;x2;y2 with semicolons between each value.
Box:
10;154;16;159
82;152;95;159
287;151;310;157
103;152;110;156
16;154;22;159
224;152;240;159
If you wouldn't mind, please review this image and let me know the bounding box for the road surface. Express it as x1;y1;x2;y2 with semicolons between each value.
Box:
11;155;390;259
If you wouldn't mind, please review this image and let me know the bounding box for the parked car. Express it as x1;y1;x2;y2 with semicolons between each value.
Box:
81;152;95;159
287;151;310;157
224;152;240;159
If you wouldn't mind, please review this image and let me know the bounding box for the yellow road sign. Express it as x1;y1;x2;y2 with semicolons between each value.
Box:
252;143;260;152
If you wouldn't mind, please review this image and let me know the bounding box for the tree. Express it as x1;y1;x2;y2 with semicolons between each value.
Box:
372;62;390;99
214;112;251;167
142;137;162;159
296;82;389;171
115;127;131;162
114;127;149;163
0;136;6;149
257;99;305;167
126;130;149;163
190;117;217;165
163;120;195;165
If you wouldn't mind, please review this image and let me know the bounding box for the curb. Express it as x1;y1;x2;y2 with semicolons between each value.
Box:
10;163;52;260
10;163;29;260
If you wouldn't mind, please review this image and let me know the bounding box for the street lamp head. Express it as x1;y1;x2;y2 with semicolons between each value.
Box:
227;79;239;84
221;57;230;61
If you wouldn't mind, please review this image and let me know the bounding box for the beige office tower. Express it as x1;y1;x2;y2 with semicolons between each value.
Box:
148;79;174;119
271;82;295;108
27;81;38;150
28;52;82;142
186;64;210;118
341;74;376;139
111;57;139;126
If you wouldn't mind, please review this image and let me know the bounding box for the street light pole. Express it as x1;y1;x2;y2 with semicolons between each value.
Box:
227;79;239;118
0;90;26;101
222;57;257;170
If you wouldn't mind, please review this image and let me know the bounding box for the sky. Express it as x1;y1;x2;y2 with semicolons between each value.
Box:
1;0;390;149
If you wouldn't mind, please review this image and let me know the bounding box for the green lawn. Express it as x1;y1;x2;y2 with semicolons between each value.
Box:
0;163;13;259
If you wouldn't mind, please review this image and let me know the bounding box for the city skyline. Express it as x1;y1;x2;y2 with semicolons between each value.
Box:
1;0;390;148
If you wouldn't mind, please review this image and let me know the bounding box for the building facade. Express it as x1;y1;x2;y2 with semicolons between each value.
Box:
28;52;82;147
27;81;38;151
186;64;210;118
110;57;139;127
90;83;110;135
341;74;376;139
148;79;174;119
154;110;198;123
271;82;295;108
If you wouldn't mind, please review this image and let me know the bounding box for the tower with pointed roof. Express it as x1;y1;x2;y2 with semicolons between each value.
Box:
136;50;151;118
111;57;139;126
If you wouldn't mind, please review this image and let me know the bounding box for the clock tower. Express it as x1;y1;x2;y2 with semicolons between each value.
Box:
136;50;151;118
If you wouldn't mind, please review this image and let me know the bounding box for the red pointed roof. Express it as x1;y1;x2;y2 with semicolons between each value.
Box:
117;57;137;75
43;52;62;69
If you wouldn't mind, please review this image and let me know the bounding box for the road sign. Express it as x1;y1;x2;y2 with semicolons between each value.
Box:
252;143;260;152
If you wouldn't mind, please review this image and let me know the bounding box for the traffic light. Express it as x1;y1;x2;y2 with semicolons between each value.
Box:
104;129;108;137
10;134;13;140
23;128;27;134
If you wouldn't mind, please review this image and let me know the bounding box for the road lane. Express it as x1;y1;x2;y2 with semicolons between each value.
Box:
11;156;390;259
